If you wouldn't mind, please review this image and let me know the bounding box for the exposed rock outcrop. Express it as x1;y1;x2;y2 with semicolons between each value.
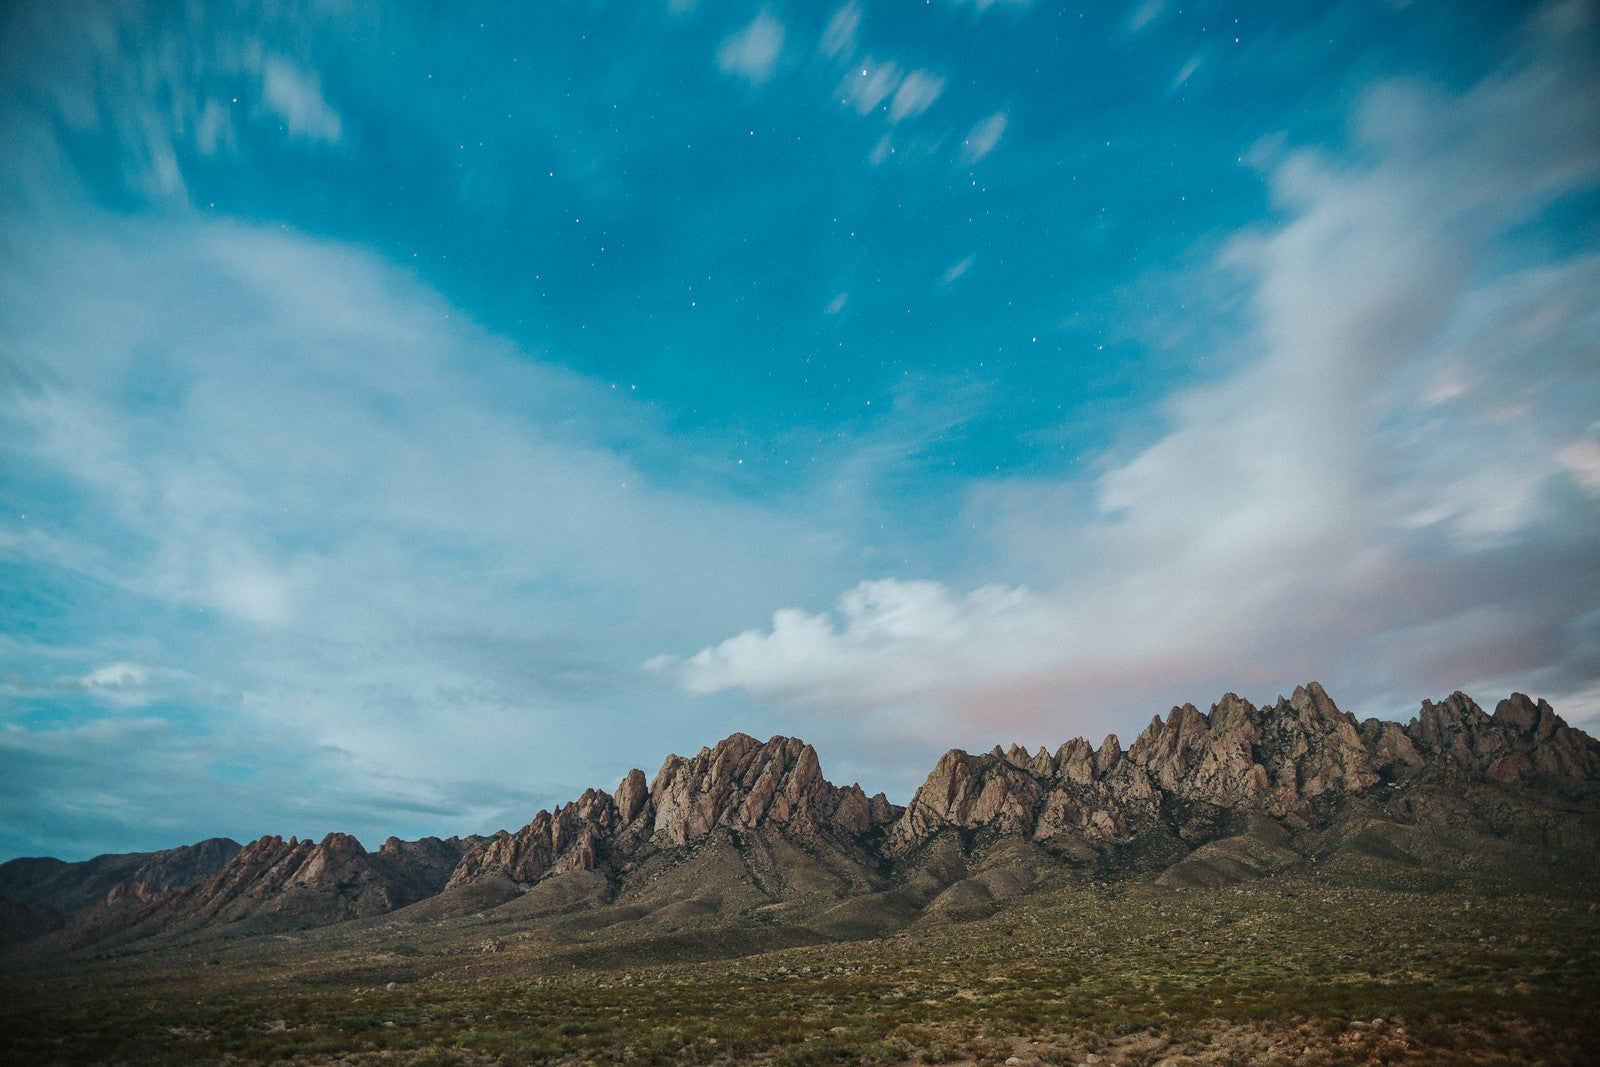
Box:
1374;691;1600;783
0;837;242;915
447;734;901;892
14;683;1595;949
162;832;401;925
886;682;1589;858
97;831;490;937
649;734;880;845
447;786;631;888
104;881;168;907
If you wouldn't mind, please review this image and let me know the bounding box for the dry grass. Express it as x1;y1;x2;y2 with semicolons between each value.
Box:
5;866;1597;1065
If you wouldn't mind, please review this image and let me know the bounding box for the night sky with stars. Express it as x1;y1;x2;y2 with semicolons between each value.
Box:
3;0;1598;860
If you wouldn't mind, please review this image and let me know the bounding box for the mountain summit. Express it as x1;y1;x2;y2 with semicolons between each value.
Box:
3;683;1597;955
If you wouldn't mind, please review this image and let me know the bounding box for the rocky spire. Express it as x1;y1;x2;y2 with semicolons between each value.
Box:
885;681;1596;857
446;734;900;890
1371;691;1600;783
446;786;630;888
60;684;1593;940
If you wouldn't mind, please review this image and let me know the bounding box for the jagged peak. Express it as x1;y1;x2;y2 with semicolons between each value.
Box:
1282;680;1348;723
1397;689;1600;783
649;732;837;846
616;767;650;824
1492;693;1558;737
885;681;1600;855
317;831;365;855
22;685;1599;948
1095;734;1122;773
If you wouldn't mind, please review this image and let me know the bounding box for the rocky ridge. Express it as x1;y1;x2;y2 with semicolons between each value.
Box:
5;683;1597;952
445;733;899;890
0;837;242;915
72;832;493;942
1374;691;1600;782
887;683;1599;860
887;682;1380;856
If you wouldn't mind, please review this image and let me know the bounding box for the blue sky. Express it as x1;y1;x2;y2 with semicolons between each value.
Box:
2;0;1598;862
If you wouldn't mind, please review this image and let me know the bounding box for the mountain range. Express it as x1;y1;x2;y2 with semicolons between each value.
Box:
4;682;1598;962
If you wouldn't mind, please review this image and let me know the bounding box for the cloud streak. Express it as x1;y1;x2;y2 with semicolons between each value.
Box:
259;53;343;144
960;112;1006;164
0;209;854;856
718;12;786;86
664;7;1600;735
888;70;944;123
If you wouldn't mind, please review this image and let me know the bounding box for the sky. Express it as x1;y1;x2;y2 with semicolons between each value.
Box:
2;0;1598;863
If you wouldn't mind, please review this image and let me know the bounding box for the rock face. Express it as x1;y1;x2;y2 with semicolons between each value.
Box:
10;682;1596;949
447;787;632;888
0;837;242;915
160;833;400;926
104;881;168;907
447;733;900;890
1373;691;1600;783
885;682;1596;858
108;832;491;936
649;734;887;844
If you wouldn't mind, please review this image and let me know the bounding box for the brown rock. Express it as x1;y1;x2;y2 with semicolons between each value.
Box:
615;768;651;824
885;749;1043;855
1401;691;1600;782
649;734;838;846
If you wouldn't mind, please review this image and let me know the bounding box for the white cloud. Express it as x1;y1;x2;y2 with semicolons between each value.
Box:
941;255;974;283
1169;55;1201;94
820;3;861;59
888;69;944;123
840;58;901;115
0;209;852;834
953;0;1033;12
82;662;148;689
656;580;1076;727
1128;0;1164;33
717;12;786;86
667;4;1600;736
260;54;343;144
960;112;1006;164
1558;435;1600;496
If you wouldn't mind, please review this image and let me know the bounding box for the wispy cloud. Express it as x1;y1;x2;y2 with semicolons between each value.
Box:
1128;0;1165;34
3;3;346;202
840;58;901;115
1168;55;1201;94
941;255;975;283
960;112;1007;164
953;0;1034;13
820;3;861;59
821;20;1000;173
0;711;532;859
889;70;944;123
0;210;852;851
259;53;343;144
664;5;1600;736
1558;434;1600;495
0;657;228;711
717;12;786;86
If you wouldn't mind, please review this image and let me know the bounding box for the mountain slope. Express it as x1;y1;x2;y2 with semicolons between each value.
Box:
0;837;242;914
4;683;1596;960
